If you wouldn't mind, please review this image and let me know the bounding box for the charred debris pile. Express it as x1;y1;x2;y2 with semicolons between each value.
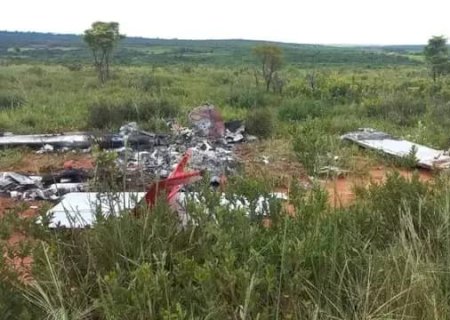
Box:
0;105;256;201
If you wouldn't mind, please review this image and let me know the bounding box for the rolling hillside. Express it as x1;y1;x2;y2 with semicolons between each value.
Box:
0;31;422;66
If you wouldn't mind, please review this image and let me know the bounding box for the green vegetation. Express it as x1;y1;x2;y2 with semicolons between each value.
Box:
0;31;424;66
424;35;450;82
0;31;450;319
253;45;283;91
83;22;125;83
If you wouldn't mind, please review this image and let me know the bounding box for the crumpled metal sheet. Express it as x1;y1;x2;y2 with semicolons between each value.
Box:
0;170;89;200
46;192;146;228
341;128;450;169
46;191;287;228
0;172;41;191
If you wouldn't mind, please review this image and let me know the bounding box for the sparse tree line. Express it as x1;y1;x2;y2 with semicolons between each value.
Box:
83;21;449;86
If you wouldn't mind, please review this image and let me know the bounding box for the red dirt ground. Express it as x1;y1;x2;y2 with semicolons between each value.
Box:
236;141;436;208
324;166;434;207
1;152;93;280
0;197;43;281
3;152;94;174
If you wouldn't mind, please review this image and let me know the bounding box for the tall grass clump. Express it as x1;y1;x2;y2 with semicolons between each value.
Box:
87;97;180;129
10;174;450;319
291;119;346;176
365;93;426;126
278;98;329;121
0;91;25;110
245;107;276;138
227;88;270;109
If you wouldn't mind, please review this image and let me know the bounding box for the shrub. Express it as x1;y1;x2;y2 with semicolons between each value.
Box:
64;63;83;71
26;66;44;76
429;100;450;128
87;97;180;129
227;89;268;108
139;74;173;92
0;280;35;319
139;97;180;119
245;108;276;138
291;119;344;176
0;92;25;110
365;94;426;126
278;99;328;121
356;171;440;246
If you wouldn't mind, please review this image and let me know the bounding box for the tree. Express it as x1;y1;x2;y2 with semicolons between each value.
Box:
424;35;449;82
83;22;124;83
253;45;283;92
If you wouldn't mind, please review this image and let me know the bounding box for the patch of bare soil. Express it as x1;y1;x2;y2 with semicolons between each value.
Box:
0;197;45;282
324;166;434;208
236;141;436;208
235;140;309;188
2;152;94;174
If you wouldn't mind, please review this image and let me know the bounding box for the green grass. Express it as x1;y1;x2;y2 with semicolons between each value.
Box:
3;174;450;318
0;34;450;319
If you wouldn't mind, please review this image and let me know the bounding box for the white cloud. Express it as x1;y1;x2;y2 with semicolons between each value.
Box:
1;0;449;44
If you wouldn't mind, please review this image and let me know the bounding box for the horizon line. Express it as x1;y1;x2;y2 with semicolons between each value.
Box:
0;29;430;47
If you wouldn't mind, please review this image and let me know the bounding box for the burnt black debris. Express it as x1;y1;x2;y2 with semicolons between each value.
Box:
0;107;256;200
0;171;89;200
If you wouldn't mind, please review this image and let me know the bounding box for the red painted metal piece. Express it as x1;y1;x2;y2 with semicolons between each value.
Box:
144;150;202;207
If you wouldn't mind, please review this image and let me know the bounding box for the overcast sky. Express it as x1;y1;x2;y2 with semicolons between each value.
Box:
1;0;449;45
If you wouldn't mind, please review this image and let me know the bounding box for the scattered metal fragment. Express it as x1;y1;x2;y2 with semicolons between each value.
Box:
46;192;146;228
0;133;92;149
342;128;450;169
0;168;91;201
318;166;350;177
0;172;41;193
0;131;169;151
189;105;225;139
1;107;258;212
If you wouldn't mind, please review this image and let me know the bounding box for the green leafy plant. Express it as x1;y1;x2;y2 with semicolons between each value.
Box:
245;107;276;138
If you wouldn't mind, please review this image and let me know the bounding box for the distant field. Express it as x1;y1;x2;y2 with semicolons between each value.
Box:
0;31;422;66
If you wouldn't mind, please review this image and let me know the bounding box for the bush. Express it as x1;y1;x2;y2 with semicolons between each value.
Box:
429;100;450;128
278;99;328;121
87;97;180;129
26;66;44;76
356;171;440;246
365;94;426;126
227;89;268;108
139;74;173;92
0;280;35;319
245;108;276;138
291;119;345;176
0;92;25;110
64;63;83;71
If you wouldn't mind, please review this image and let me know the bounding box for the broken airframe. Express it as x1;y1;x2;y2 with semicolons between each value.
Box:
342;128;450;170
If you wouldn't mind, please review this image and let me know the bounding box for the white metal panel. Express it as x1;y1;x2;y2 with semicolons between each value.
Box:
342;128;450;169
47;192;146;228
